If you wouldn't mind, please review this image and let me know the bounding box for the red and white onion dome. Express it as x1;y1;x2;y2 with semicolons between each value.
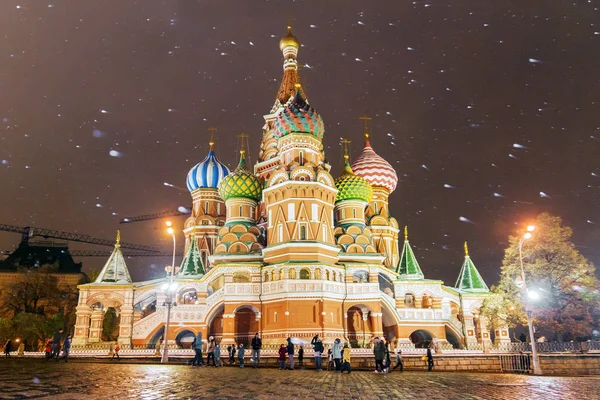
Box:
351;137;398;193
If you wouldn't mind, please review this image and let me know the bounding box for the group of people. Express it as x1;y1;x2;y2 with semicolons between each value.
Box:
3;329;72;362
190;332;263;368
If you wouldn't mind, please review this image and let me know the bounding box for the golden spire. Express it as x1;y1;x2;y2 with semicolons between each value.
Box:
340;138;351;163
115;230;121;247
404;226;408;241
279;25;300;50
208;127;217;151
360;116;372;140
464;241;469;257
236;133;250;165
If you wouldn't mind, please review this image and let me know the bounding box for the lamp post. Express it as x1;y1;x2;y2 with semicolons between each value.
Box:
517;224;542;375
161;221;178;363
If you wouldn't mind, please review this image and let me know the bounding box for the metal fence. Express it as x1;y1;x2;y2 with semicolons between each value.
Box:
499;355;531;373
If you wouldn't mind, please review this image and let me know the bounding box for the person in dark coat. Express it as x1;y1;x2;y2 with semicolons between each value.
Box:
251;333;262;368
311;336;324;371
237;344;245;368
62;335;71;362
3;339;12;358
286;337;295;370
278;344;287;370
191;332;204;367
426;344;434;371
52;329;63;361
298;346;304;369
373;337;386;373
393;348;403;372
383;340;391;373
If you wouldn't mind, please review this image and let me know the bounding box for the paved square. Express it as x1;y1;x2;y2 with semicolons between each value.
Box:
0;359;599;399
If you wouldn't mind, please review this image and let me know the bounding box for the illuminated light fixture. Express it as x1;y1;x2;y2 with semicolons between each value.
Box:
527;225;535;232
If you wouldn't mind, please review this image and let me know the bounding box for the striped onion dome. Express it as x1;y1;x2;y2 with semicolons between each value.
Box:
273;87;325;139
351;138;398;193
186;147;230;192
335;163;373;203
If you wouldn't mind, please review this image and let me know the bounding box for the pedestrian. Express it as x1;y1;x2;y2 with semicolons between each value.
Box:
3;339;12;358
62;335;71;362
206;336;215;366
45;341;52;360
298;346;304;369
229;344;236;365
237;343;245;368
191;332;204;367
332;338;343;372
311;335;324;371
52;329;63;361
251;332;262;368
286;337;295;370
340;343;351;374
373;337;386;373
426;344;434;371
327;348;334;371
278;344;287;370
392;348;403;372
112;343;121;360
214;344;222;367
383;340;391;373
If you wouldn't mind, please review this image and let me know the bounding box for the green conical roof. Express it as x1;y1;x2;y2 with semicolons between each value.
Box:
178;237;205;277
335;162;373;203
396;226;424;279
455;242;489;293
218;151;262;202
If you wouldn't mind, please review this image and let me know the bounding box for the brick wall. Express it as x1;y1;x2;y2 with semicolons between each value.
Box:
540;354;600;375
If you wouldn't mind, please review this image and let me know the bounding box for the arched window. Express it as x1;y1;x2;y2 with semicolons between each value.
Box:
279;269;285;280
300;225;307;240
300;269;310;280
264;272;269;282
353;209;356;218
299;151;304;166
404;293;416;308
325;270;330;281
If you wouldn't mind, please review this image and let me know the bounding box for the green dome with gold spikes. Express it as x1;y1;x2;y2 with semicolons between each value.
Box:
218;152;262;202
335;163;373;203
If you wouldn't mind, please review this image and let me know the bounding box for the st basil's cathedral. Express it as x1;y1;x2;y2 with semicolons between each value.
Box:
72;27;508;350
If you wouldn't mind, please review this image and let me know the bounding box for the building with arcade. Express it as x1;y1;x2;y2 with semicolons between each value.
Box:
72;28;509;350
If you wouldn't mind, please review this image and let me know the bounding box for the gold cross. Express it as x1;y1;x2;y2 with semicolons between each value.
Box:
359;116;372;139
208;127;217;150
340;138;352;162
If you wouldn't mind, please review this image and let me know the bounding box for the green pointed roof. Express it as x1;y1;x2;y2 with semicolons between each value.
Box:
95;231;132;284
178;237;205;277
396;226;424;279
455;242;489;293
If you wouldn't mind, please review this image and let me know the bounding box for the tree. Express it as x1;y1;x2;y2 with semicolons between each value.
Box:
482;213;600;341
0;266;62;317
101;308;120;341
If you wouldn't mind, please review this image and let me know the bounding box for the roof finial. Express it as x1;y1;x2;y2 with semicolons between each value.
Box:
404;226;408;241
208;127;217;151
360;116;372;141
340;138;351;163
115;230;121;247
236;133;250;167
464;241;469;257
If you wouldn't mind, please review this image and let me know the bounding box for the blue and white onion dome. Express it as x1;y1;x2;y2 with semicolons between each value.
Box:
186;144;231;192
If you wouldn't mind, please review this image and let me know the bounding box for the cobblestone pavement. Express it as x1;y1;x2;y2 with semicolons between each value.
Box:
0;359;599;400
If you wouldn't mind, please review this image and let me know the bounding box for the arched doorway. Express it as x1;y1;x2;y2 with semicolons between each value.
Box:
409;329;434;348
175;330;196;349
445;326;462;349
381;305;399;343
346;306;371;348
149;326;164;348
208;305;224;339
101;307;120;341
234;306;259;347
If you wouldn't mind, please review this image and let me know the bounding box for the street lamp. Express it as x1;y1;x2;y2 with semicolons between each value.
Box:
518;225;542;375
161;221;178;363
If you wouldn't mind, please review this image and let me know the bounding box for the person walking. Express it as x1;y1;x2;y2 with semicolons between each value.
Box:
44;341;52;360
392;348;403;372
373;337;386;373
229;344;236;365
3;339;12;358
426;344;434;371
286;337;295;370
327;348;334;371
332;338;343;372
191;332;204;367
52;329;63;361
340;343;351;374
251;333;262;368
383;340;391;373
62;335;71;362
214;344;222;367
311;335;324;371
237;343;245;368
112;343;121;360
298;346;304;370
206;336;215;367
278;344;287;370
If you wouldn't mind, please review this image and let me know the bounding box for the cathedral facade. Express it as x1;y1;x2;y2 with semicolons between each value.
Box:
72;28;507;349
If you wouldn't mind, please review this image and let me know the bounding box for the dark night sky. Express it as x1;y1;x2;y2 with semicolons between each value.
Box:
1;1;599;285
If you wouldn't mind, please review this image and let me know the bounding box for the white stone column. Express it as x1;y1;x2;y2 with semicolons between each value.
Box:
87;309;104;343
72;305;92;345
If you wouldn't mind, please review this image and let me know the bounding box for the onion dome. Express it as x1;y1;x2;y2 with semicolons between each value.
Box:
218;151;262;202
186;143;230;192
280;25;300;50
335;162;373;203
274;86;325;139
351;136;398;193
